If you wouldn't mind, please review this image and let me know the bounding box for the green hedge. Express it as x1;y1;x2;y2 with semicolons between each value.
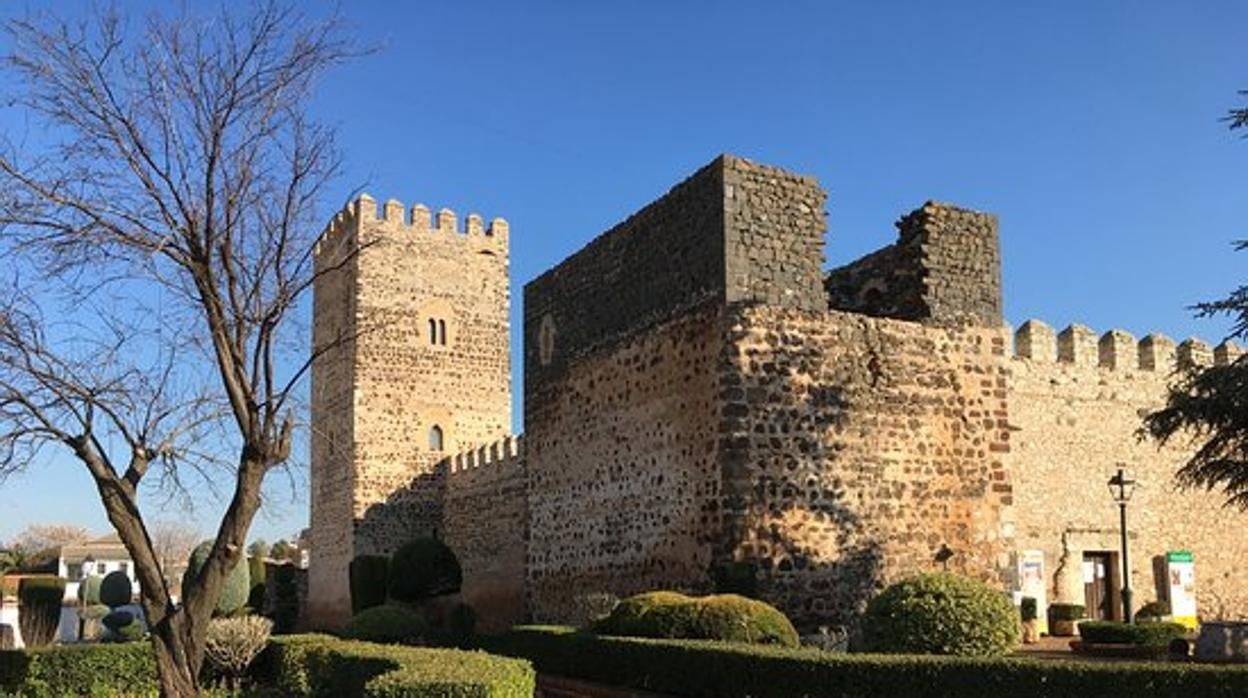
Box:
484;625;1248;698
0;642;156;697
1077;621;1187;647
261;634;533;697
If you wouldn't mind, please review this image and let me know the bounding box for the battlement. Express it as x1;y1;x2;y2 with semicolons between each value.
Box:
1011;319;1242;372
315;193;509;257
444;435;525;474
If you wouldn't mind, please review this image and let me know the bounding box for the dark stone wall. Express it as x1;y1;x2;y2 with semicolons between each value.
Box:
723;156;827;310
824;202;1002;326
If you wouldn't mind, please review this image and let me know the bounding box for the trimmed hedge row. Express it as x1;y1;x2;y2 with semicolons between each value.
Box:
0;642;156;697
484;625;1248;698
262;634;533;697
1078;621;1187;646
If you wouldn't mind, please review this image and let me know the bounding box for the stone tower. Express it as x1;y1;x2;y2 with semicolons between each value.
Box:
306;194;512;628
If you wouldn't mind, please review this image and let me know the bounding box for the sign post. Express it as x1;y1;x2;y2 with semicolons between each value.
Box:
1166;550;1197;629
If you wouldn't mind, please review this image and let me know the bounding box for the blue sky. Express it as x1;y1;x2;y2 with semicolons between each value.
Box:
0;1;1245;545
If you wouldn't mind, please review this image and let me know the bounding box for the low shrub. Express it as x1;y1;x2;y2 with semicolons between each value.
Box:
387;539;462;603
1049;603;1086;621
343;604;426;645
595;591;798;647
484;625;1248;698
449;602;478;644
99;570;133;608
184;541;251;617
1020;596;1038;622
204;615;273;686
863;573;1019;657
1077;621;1187;647
17;577;65;648
101;610;145;642
1137;600;1172;621
0;642;156;696
349;555;389;615
261;634;533;697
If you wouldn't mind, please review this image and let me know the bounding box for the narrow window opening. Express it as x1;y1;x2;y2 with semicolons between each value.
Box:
438;319;447;346
429;425;444;451
428;319;437;345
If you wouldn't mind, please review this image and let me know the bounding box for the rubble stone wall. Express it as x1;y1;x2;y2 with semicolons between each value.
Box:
717;306;1015;629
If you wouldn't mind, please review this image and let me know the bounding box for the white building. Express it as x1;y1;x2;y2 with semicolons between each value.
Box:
58;533;140;603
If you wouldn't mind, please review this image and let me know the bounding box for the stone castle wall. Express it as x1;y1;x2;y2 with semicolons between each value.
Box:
443;437;528;632
311;153;1248;634
717;306;1014;628
1008;320;1248;619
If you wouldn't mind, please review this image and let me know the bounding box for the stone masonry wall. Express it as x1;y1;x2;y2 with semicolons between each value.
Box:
307;209;360;628
717;306;1015;630
1008;319;1248;620
825;202;1002;325
443;436;528;632
525;303;725;621
308;195;513;628
722;156;827;311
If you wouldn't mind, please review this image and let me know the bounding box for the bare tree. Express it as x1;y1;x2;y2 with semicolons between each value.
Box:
0;3;356;694
151;520;202;595
10;523;90;553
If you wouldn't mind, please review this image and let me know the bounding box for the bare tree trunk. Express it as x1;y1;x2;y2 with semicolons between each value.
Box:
149;612;200;698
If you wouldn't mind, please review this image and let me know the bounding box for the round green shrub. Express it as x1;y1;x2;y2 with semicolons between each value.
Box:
102;609;134;632
81;603;110;621
1020;596;1038;622
1049;603;1086;621
1137;600;1171;621
387;539;462;603
100;570;133;608
343;604;427;644
350;554;390;615
78;574;103;605
183;541;251;616
863;573;1020;657
101;610;145;642
449;602;478;642
595;591;799;647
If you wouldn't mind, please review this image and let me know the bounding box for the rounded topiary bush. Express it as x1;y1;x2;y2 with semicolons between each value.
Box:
100;570;133;608
595;591;799;647
387;538;462;603
343;604;427;644
863;572;1019;657
183;541;251;616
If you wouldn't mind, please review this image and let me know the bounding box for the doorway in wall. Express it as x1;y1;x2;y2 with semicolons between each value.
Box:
1083;551;1117;620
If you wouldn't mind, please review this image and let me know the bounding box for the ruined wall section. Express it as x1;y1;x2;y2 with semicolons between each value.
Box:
825;202;1001;325
308;204;362;628
1008;319;1248;618
717;306;1015;630
443;436;528;632
350;195;512;557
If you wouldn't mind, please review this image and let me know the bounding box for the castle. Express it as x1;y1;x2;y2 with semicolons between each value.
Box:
306;154;1248;632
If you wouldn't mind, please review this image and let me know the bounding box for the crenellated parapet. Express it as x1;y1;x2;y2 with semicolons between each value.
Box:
1011;319;1241;372
444;434;526;474
315;193;509;258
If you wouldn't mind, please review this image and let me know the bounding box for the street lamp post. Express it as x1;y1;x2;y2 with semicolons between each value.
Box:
1107;467;1137;624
